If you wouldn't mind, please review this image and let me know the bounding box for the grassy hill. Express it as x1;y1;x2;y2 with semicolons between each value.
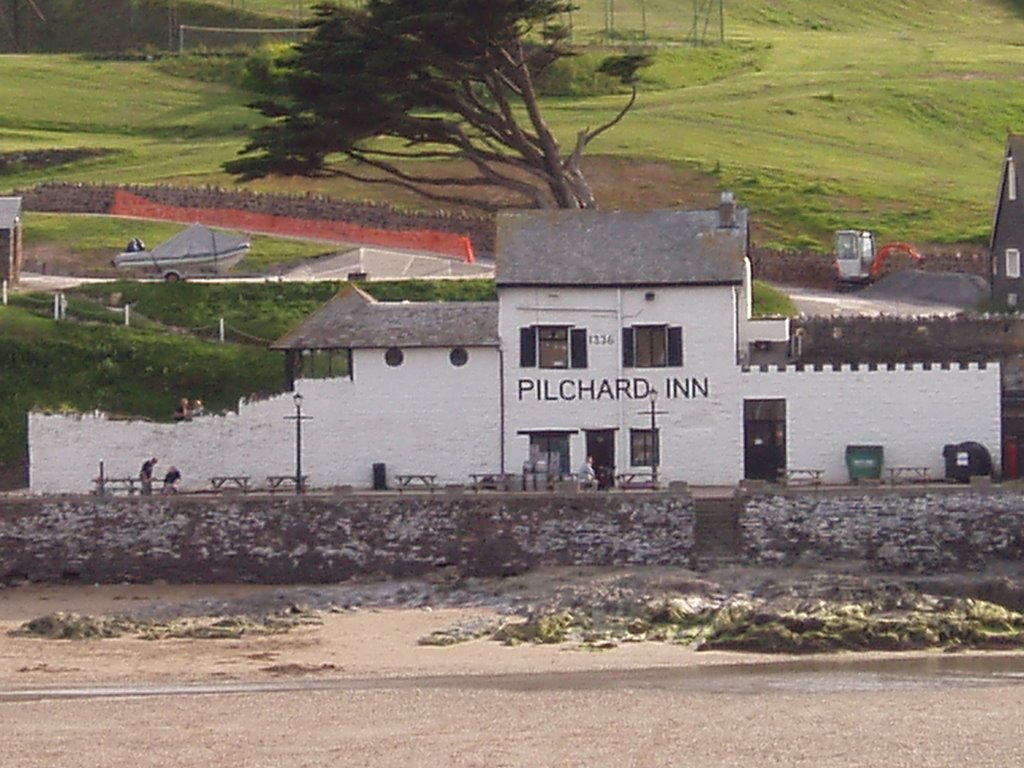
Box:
3;0;1024;248
0;0;1018;487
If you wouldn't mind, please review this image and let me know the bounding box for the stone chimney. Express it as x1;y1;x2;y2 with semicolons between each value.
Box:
718;191;737;229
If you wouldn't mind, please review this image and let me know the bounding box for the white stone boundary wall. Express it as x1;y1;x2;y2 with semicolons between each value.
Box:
29;344;503;494
741;363;1001;483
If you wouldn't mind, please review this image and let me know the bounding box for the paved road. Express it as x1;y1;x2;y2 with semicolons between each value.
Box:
778;283;965;317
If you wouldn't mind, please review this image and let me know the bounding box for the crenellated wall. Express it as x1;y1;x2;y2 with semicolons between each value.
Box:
792;315;1024;365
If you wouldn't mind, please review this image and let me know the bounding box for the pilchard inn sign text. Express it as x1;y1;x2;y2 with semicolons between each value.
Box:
517;377;710;402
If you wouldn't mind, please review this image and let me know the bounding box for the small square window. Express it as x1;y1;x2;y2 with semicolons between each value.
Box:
538;326;569;369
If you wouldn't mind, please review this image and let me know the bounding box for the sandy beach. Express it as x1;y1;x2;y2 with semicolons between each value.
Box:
1;578;1024;767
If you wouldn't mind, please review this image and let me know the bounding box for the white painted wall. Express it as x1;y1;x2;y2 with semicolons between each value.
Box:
741;363;1002;483
28;281;1003;492
499;284;744;481
497;283;1001;486
29;344;501;494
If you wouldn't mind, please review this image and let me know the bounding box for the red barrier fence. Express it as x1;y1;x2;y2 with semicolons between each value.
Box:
111;190;475;263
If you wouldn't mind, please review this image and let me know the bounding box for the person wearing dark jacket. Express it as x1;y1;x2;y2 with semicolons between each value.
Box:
139;457;158;495
161;466;181;495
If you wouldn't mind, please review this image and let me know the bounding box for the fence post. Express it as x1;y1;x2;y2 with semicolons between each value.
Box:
124;304;130;326
219;317;225;343
53;293;60;320
2;279;6;306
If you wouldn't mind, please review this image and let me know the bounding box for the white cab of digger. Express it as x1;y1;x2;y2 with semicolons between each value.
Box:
834;229;875;285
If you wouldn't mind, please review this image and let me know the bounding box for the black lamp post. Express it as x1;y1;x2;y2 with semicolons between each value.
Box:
640;387;666;485
284;391;311;494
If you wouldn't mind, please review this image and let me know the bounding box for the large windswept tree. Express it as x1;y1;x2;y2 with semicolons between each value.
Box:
225;0;648;210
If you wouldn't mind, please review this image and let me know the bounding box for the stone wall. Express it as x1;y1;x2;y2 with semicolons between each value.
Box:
17;182;988;283
4;488;1024;585
741;487;1024;572
0;492;696;585
792;315;1024;366
750;246;987;289
18;182;497;253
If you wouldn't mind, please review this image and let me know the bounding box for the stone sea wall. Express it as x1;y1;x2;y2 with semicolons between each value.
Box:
742;488;1024;572
3;488;1024;585
0;492;695;584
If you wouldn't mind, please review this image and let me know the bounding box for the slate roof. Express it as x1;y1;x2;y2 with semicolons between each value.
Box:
990;133;1024;249
0;197;22;230
495;207;747;287
272;284;499;350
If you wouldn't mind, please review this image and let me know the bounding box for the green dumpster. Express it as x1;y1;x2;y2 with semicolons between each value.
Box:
845;445;883;482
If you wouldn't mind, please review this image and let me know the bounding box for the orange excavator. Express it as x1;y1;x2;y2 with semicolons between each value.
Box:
833;230;924;288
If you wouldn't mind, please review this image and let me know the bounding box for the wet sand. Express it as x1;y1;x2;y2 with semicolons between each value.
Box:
1;583;1023;767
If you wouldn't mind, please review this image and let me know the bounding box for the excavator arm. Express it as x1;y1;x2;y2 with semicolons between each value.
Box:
869;242;924;281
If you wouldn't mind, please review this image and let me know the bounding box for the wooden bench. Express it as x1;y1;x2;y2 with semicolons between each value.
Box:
92;476;142;496
616;472;659;490
887;466;931;484
266;475;308;492
468;473;518;492
209;475;252;492
780;468;824;486
394;473;438;492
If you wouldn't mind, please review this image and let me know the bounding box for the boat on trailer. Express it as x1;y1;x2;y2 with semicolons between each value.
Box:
113;223;250;281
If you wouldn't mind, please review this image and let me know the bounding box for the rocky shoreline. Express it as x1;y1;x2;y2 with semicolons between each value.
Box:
10;564;1024;655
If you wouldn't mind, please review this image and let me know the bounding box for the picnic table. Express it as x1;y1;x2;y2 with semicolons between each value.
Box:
92;476;141;496
394;474;438;492
616;471;659;490
266;475;308;492
887;466;931;484
468;472;518;492
778;468;827;487
780;468;824;486
209;475;252;492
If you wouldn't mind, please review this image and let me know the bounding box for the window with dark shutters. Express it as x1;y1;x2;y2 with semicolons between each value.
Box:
622;327;635;367
520;326;536;367
570;328;588;369
622;324;683;367
667;326;683;366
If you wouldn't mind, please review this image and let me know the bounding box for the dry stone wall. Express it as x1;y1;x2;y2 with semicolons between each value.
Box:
18;182;497;253
750;246;987;289
792;315;1024;366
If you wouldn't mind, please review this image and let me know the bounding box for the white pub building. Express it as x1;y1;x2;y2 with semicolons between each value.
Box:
29;197;1000;492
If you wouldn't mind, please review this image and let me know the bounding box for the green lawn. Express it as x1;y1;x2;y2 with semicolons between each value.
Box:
24;213;342;272
3;0;1024;249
